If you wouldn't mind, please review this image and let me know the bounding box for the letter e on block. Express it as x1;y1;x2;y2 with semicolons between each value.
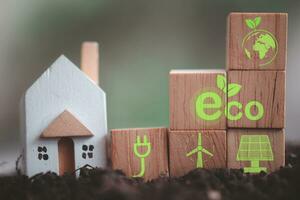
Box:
169;70;227;130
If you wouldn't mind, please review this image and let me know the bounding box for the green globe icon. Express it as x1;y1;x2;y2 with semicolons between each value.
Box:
242;17;278;67
253;33;276;59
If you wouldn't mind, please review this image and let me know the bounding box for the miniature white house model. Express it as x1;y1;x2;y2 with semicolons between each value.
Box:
20;55;107;176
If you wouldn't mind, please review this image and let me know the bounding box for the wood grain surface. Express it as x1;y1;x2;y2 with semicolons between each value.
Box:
227;71;285;128
81;42;99;84
111;127;169;181
227;129;285;173
169;70;227;130
169;130;226;177
227;12;287;70
41;110;93;138
58;138;75;175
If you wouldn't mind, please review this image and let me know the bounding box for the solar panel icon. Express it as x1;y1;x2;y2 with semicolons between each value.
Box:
236;135;274;173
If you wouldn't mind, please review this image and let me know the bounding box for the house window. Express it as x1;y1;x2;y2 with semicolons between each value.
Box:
37;146;49;160
82;145;94;159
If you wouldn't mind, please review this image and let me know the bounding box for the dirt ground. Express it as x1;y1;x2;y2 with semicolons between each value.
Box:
0;145;299;200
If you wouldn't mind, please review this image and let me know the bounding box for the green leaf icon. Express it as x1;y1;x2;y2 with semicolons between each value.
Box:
228;83;241;97
254;16;261;27
217;75;227;93
245;19;256;29
244;48;251;59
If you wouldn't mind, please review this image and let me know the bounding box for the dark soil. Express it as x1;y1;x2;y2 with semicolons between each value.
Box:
1;145;300;200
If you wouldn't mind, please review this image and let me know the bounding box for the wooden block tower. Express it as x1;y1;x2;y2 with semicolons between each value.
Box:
226;13;287;173
112;12;287;179
169;71;227;177
168;12;287;176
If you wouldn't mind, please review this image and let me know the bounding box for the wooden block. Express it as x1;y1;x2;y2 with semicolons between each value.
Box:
169;70;226;130
81;42;99;84
111;127;169;181
227;71;285;128
227;129;285;173
227;12;287;70
169;130;226;177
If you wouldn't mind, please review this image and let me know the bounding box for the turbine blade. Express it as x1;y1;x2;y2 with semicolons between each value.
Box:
198;132;202;146
201;148;213;156
186;148;198;157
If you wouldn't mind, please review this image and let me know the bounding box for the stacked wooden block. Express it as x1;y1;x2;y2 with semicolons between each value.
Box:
169;70;227;176
226;13;287;173
111;12;287;180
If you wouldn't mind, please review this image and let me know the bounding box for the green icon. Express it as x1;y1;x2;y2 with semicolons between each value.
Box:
242;16;278;67
195;74;264;122
133;135;151;177
236;135;274;173
186;132;213;168
217;74;241;98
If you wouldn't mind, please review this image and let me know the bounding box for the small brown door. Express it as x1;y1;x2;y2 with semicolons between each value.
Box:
58;138;75;175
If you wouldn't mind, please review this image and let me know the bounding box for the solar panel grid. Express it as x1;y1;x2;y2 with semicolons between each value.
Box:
237;135;274;161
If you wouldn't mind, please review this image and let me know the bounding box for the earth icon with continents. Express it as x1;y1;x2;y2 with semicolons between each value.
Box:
242;17;278;67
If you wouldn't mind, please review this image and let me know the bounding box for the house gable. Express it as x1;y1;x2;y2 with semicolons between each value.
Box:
41;110;93;138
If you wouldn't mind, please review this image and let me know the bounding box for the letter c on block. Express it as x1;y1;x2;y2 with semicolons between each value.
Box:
226;101;243;121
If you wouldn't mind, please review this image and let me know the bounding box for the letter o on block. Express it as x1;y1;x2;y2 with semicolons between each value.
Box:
245;101;264;121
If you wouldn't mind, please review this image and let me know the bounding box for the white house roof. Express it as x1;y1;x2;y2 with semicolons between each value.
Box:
23;55;107;139
25;55;105;97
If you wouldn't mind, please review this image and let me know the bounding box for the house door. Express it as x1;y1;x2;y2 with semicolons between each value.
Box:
58;138;75;175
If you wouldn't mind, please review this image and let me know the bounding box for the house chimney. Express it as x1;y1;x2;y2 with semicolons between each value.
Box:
81;42;99;85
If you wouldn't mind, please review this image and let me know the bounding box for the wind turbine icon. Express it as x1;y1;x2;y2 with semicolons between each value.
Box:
186;132;214;168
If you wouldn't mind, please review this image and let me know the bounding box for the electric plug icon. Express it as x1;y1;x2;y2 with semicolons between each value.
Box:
133;135;151;177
